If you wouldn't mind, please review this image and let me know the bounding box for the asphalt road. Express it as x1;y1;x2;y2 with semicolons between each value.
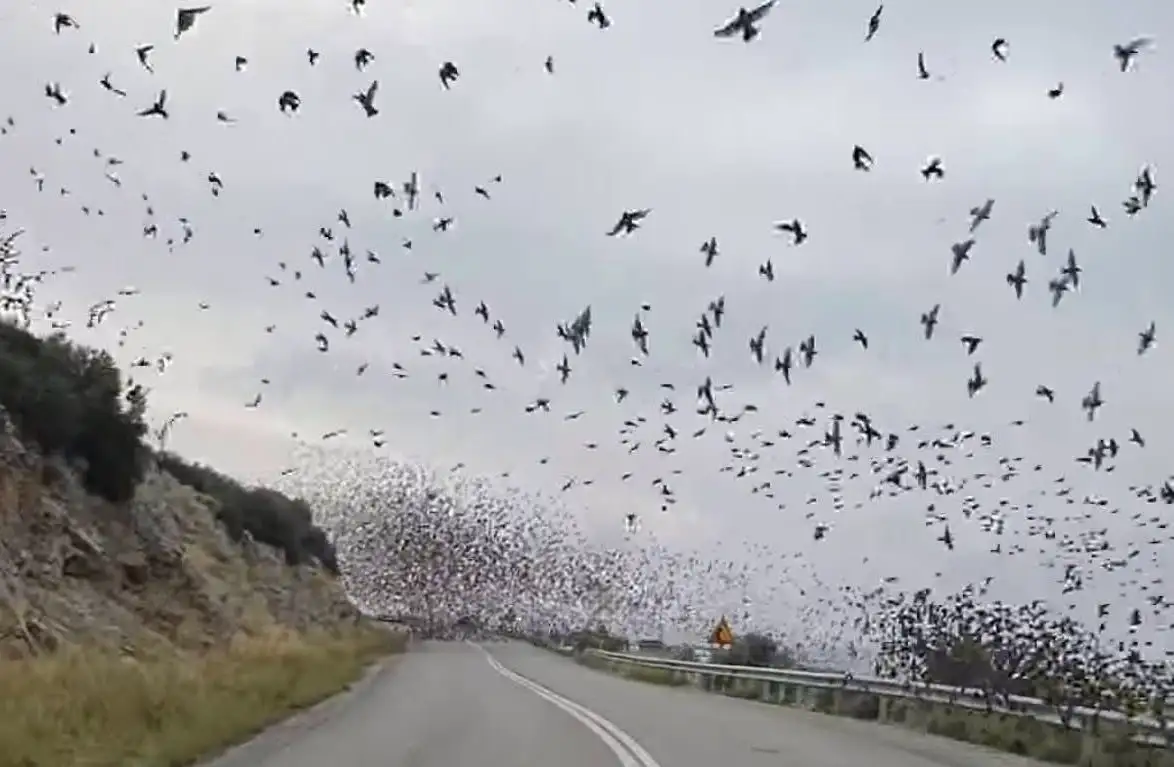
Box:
205;640;1056;767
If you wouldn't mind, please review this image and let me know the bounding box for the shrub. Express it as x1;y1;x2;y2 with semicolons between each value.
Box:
0;317;147;502
156;452;340;574
0;289;335;573
567;624;628;653
720;631;782;668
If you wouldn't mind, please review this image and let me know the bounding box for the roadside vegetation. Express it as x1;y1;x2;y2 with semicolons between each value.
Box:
0;312;339;573
156;451;340;574
0;624;406;767
0;314;149;504
0;255;397;766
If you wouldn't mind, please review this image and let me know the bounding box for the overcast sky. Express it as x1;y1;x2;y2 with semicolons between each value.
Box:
0;0;1171;649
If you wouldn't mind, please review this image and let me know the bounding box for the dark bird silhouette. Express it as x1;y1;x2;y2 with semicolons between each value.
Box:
175;6;211;40
714;1;775;42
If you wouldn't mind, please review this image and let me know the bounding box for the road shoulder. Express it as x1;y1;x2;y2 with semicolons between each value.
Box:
198;655;402;767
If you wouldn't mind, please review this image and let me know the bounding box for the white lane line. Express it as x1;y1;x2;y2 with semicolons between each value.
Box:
477;645;663;767
504;667;662;767
482;651;641;767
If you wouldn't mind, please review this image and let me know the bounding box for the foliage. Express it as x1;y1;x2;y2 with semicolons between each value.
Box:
556;623;627;653
0;318;148;502
0;288;339;574
718;631;786;667
156;452;340;574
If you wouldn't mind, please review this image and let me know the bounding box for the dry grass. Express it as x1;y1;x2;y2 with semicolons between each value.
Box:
575;652;688;687
624;665;690;687
0;623;407;767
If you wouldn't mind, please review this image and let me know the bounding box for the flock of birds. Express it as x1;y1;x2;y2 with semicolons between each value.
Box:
2;0;1173;711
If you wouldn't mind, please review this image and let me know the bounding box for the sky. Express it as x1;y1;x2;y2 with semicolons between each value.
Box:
0;0;1171;651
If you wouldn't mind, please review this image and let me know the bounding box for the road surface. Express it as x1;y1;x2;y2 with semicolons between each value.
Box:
205;640;1055;767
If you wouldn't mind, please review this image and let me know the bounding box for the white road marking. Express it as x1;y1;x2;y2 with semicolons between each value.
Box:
478;646;663;767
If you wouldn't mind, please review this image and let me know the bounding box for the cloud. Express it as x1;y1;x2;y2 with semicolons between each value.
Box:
0;0;1171;647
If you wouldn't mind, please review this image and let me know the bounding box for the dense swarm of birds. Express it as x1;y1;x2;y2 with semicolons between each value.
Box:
875;585;1174;715
285;450;761;639
1;0;1173;717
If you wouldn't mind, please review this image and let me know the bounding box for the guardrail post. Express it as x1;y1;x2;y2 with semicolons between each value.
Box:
1078;731;1097;766
1077;713;1100;766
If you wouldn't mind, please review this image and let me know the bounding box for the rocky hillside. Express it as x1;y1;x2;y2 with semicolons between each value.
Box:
0;419;359;659
0;315;359;659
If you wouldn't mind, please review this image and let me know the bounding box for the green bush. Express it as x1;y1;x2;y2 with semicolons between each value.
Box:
0;317;147;502
0;223;336;575
156;452;339;574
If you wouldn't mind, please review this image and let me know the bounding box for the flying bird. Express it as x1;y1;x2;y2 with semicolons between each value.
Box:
137;90;169;119
916;52;931;79
354;80;379;117
864;5;882;42
135;44;155;73
1114;37;1153;72
175;6;211;40
714;1;775;42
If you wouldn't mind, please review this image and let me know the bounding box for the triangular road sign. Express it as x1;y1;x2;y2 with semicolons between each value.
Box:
710;615;734;646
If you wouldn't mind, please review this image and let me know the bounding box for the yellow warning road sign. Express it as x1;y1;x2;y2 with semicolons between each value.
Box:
710;615;734;646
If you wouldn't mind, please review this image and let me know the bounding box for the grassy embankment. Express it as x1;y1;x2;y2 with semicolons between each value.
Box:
0;624;406;767
575;649;688;686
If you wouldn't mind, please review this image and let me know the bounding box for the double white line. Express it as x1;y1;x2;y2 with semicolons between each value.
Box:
478;645;663;767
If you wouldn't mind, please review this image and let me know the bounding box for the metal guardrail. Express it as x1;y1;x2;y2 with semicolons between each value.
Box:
577;648;1172;748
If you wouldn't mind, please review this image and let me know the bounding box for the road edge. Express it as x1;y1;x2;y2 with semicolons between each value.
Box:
195;654;403;767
